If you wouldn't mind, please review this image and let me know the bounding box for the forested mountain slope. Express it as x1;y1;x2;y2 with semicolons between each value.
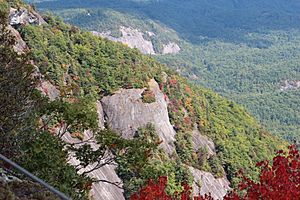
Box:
0;0;288;199
29;0;300;144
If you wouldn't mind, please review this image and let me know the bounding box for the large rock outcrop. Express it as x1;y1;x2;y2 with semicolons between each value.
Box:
93;26;156;55
62;101;125;200
7;7;228;198
63;131;125;200
93;26;181;55
101;79;176;155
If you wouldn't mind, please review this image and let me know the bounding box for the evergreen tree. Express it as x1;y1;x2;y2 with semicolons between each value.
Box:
0;3;38;159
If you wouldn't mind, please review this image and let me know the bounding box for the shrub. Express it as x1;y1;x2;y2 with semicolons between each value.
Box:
142;89;156;103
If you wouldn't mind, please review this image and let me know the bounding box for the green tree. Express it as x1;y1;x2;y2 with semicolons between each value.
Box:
0;3;38;159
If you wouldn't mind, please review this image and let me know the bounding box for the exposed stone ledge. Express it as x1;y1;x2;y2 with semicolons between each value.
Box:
189;167;230;200
101;79;176;155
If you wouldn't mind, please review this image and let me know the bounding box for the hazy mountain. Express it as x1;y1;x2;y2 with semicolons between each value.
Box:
28;0;300;145
30;0;300;43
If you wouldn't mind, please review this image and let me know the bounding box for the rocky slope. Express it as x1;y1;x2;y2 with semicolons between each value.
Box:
7;8;228;199
32;0;300;151
4;3;285;200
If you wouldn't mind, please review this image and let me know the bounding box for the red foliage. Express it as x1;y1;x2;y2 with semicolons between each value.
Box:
183;116;192;125
130;176;173;200
130;177;213;200
159;83;164;91
169;78;178;86
130;145;300;200
225;144;300;200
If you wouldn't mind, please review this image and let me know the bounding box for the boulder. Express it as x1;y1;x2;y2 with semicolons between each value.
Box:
7;25;28;53
37;80;60;101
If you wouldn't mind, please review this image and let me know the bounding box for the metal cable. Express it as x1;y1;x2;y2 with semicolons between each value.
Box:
0;154;70;200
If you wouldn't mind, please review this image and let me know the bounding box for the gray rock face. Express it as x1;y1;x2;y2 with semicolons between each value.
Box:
189;167;230;200
62;102;124;200
93;26;156;55
96;101;105;129
9;7;45;26
280;80;300;91
162;42;181;54
63;131;125;200
192;125;215;157
101;79;176;155
93;27;181;55
0;168;21;183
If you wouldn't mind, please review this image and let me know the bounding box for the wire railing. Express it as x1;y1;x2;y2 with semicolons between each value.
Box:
0;154;70;200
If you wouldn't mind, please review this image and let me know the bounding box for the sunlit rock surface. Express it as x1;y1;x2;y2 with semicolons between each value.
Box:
9;7;45;26
93;26;156;55
101;79;176;155
192;125;216;157
162;42;181;54
189;167;230;200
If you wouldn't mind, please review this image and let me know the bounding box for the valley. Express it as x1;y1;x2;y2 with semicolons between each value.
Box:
29;0;300;143
1;0;299;199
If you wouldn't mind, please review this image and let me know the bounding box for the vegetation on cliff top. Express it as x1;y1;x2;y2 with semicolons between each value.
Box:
32;0;300;146
19;10;285;187
1;1;288;199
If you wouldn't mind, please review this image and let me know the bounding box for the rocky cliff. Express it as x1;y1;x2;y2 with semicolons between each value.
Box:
101;79;176;155
62;79;230;200
6;5;287;200
93;26;180;55
7;6;230;199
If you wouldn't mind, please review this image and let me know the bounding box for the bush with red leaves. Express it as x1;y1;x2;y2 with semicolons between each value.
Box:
225;144;300;200
130;176;213;200
130;145;300;200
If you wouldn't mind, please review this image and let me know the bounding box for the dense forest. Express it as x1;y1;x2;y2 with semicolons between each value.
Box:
29;0;300;144
0;0;288;199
